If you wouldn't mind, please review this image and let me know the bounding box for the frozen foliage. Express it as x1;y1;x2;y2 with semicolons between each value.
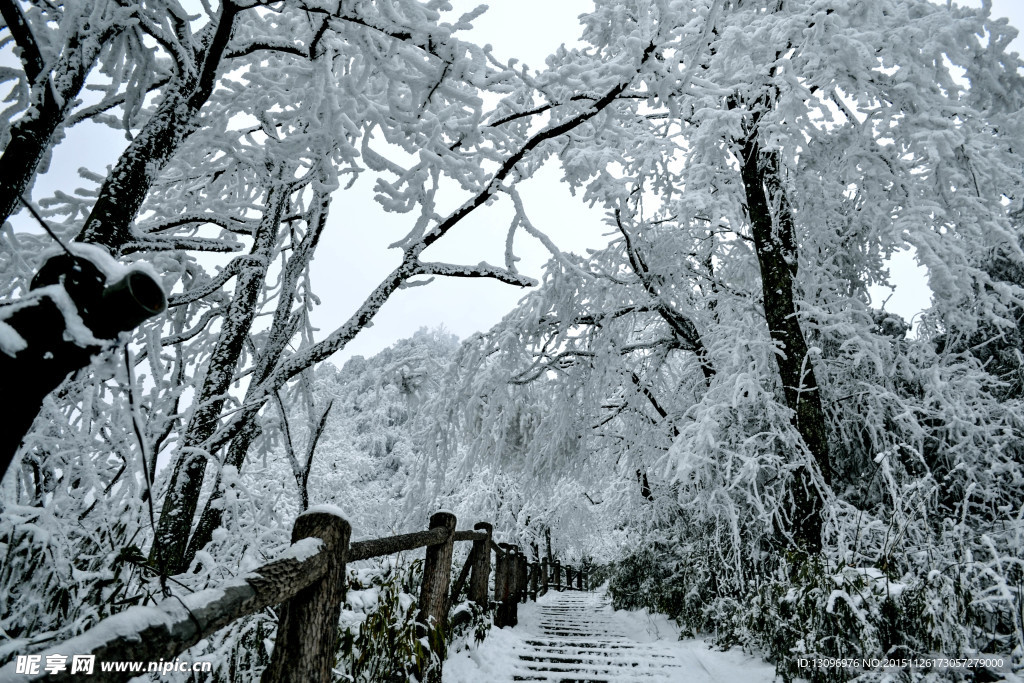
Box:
428;0;1024;680
2;0;575;671
4;0;1024;680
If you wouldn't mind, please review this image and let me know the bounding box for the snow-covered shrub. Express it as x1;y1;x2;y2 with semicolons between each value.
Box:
336;554;497;683
338;559;439;683
608;528;1021;683
448;601;492;649
0;380;154;664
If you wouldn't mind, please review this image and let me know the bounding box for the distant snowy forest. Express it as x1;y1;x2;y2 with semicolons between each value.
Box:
2;0;1024;681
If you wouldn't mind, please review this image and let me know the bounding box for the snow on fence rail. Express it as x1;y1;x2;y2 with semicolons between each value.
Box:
0;509;590;683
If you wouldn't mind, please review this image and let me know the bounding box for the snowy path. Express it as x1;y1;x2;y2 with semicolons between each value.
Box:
445;590;778;683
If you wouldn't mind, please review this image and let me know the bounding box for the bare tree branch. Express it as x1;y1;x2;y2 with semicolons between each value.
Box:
227;42;307;60
138;213;255;237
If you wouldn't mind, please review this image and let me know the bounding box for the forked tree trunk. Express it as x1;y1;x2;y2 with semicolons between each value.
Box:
183;186;332;567
152;180;287;574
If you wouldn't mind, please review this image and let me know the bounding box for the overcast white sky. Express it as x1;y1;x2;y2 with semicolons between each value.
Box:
9;0;1024;367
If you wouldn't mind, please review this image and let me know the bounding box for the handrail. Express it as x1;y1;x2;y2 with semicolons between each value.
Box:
0;537;331;683
348;526;450;562
0;509;589;683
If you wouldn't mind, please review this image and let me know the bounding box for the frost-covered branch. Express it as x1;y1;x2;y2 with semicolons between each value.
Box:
160;307;224;346
138;213;255;237
77;0;241;250
167;255;268;307
614;210;715;382
227;41;307;60
417;260;536;287
66;75;174;128
121;236;244;254
203;42;662;455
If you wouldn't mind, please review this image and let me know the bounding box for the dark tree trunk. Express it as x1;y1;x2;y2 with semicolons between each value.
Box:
152;181;286;574
182;189;332;566
739;127;832;553
181;422;259;567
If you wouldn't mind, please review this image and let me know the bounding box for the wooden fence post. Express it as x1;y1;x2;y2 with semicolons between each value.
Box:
417;511;457;683
469;522;492;608
518;553;528;603
510;547;521;604
541;557;549;596
566;565;574;591
577;569;583;591
529;562;539;601
262;509;350;683
494;543;518;627
554;560;562;591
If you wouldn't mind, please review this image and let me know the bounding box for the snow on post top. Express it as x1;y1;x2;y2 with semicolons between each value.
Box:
305;503;352;528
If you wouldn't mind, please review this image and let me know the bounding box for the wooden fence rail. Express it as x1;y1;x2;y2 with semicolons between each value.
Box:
0;508;591;683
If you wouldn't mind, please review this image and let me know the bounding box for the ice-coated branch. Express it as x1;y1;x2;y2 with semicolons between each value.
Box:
614;209;715;382
207;260;417;455
202;41;661;455
508;338;676;385
130;7;195;77
227;41;308;60
121;236;244;254
139;213;255;236
77;0;241;251
485;92;648;128
0;4;126;227
417;260;536;288
168;255;268;307
412;42;659;261
160;307;224;345
508;186;593;281
66;75;174;128
538;305;653;330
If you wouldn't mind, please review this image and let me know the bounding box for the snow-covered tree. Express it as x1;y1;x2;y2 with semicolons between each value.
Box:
431;0;1024;672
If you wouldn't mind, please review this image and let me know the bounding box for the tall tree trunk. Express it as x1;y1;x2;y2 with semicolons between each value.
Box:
181;186;332;566
151;179;286;574
739;128;832;553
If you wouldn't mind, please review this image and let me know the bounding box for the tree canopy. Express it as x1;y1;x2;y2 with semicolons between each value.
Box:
2;0;1024;679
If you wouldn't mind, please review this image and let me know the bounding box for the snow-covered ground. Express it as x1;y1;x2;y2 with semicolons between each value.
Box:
445;590;778;682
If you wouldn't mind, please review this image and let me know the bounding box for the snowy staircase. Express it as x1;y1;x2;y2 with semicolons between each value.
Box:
507;592;687;682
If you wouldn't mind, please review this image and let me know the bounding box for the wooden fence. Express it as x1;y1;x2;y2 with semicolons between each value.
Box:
0;508;590;683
